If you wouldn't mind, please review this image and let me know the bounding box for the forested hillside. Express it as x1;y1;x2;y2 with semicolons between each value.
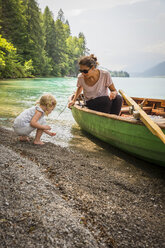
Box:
0;0;88;78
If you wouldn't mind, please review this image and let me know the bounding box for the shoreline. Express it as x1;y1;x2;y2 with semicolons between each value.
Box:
0;126;165;247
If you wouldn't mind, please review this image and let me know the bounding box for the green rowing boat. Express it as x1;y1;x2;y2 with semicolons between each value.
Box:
71;97;165;166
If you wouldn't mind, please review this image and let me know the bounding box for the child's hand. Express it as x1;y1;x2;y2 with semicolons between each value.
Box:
49;132;56;136
44;125;51;130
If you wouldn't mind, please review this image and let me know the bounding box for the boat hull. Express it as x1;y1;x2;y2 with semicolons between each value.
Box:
72;106;165;167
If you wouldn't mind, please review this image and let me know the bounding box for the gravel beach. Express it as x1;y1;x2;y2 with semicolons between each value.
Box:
0;126;165;248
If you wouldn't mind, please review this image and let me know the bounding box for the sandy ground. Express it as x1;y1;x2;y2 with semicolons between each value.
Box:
0;126;165;248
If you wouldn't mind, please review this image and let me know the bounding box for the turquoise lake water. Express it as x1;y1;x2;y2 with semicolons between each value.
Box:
0;76;165;149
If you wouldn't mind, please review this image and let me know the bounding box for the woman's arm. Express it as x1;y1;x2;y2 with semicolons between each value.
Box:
108;83;118;100
68;86;83;108
30;110;51;130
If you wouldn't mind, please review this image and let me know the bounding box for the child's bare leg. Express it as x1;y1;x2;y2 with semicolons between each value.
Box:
19;136;30;142
33;129;44;145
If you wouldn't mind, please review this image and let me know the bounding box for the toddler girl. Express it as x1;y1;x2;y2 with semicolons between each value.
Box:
13;94;57;145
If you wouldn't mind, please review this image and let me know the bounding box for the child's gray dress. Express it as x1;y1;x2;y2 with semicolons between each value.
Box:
13;106;46;136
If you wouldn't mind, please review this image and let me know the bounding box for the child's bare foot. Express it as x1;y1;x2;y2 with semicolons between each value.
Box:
33;140;45;145
19;136;30;142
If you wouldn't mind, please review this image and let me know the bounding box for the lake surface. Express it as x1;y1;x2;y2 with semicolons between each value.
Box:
0;76;165;150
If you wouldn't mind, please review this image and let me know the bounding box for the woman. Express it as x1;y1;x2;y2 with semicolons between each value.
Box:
68;54;122;115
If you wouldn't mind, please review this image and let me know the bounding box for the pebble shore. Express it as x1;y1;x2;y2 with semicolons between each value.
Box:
0;127;165;248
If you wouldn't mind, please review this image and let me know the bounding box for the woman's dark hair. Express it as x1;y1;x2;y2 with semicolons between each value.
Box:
79;54;99;68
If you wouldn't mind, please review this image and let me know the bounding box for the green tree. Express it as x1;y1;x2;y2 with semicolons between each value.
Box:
0;3;89;78
57;8;65;23
66;36;80;76
78;32;89;55
0;0;27;57
65;20;71;38
0;0;2;32
23;0;51;75
66;34;90;76
43;6;57;75
43;7;54;57
0;35;33;78
110;70;129;77
54;19;69;76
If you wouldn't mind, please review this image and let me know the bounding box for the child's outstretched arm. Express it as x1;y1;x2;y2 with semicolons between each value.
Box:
30;110;51;130
44;130;56;136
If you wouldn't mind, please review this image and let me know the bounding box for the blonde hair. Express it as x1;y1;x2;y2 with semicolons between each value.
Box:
79;54;99;68
37;94;57;115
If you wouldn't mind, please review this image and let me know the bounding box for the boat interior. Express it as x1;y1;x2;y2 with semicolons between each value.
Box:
121;97;165;117
75;94;165;128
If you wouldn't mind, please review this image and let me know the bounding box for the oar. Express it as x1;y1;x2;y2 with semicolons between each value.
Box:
119;89;165;144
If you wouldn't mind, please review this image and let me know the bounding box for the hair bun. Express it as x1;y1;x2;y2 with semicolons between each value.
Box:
90;54;97;62
79;54;99;68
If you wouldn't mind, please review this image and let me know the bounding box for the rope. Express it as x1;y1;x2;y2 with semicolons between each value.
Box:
56;103;68;119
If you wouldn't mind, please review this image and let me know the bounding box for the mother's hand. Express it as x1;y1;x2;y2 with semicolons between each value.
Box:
110;91;118;100
68;100;76;108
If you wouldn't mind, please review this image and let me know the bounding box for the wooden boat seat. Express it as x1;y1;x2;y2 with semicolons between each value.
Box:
151;108;165;117
121;106;152;113
121;106;165;117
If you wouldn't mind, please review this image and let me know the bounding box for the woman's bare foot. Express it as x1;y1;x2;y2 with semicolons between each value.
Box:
19;136;30;142
33;140;45;145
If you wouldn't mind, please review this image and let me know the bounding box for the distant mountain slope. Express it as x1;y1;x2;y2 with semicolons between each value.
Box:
139;61;165;77
98;66;129;77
